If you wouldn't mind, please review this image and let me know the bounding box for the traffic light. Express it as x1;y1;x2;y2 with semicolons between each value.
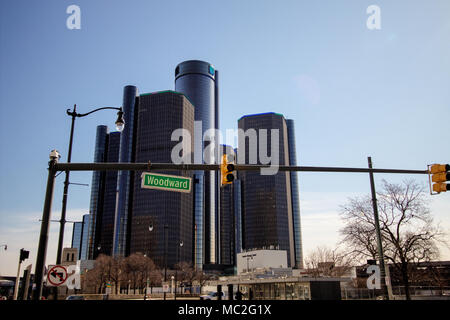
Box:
221;154;235;186
19;248;29;263
429;164;450;194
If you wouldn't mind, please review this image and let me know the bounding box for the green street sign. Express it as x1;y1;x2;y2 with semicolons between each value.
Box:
141;172;191;193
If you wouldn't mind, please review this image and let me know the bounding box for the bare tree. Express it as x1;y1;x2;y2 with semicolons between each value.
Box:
123;253;148;294
195;271;215;293
88;254;112;294
140;256;157;292
339;179;447;300
108;256;123;295
175;262;196;294
304;245;354;278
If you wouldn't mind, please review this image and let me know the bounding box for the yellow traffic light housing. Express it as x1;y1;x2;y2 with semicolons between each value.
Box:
428;164;450;194
221;154;235;186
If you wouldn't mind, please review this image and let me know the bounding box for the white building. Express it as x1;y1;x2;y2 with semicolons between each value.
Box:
236;249;288;275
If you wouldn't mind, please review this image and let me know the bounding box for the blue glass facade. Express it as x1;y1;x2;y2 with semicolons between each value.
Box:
286;119;304;269
238;113;296;267
175;60;219;268
87;125;107;259
113;85;139;257
129;91;194;268
80;214;90;260
86;126;121;259
98;131;121;257
71;222;83;259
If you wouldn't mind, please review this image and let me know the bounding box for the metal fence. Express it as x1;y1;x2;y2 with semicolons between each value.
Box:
342;286;450;300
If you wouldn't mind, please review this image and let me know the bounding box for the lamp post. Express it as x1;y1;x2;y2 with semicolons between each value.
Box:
163;224;168;300
175;240;183;300
56;105;124;266
148;222;169;300
144;277;149;300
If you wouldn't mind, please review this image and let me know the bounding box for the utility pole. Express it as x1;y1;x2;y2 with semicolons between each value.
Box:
33;150;59;300
368;157;389;300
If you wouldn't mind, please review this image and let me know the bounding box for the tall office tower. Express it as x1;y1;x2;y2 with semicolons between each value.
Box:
129;91;194;268
71;221;83;259
96;131;121;257
286;119;304;269
79;214;90;260
113;85;139;257
87;126;121;259
175;60;219;268
87;125;108;259
238;113;296;267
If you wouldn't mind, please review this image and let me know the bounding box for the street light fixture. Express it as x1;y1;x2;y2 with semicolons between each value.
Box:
56;105;124;267
115;109;125;132
148;222;169;300
175;240;183;300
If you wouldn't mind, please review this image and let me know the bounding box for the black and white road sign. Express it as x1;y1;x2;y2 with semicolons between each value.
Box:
47;265;68;286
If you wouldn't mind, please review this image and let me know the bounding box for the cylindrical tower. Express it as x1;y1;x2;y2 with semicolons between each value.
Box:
175;60;219;268
286;119;304;269
87;125;107;260
113;85;139;257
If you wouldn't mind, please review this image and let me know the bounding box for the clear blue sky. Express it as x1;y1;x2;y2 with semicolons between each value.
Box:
1;0;449;275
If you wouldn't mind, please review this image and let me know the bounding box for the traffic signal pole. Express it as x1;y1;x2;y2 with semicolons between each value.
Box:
52;161;429;175
33;156;58;300
13;250;23;300
368;157;389;300
34;157;430;300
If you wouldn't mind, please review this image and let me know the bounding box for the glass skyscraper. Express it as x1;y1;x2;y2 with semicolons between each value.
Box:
87;125;108;259
80;214;90;260
286;119;304;269
175;60;220;268
72;214;90;260
238;112;296;267
87;126;121;259
71;221;83;260
129;91;194;268
113;85;139;257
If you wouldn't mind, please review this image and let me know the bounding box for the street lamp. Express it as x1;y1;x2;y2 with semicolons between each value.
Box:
96;245;102;258
148;222;169;300
56;104;124;266
171;275;175;296
175;240;183;300
144;277;150;300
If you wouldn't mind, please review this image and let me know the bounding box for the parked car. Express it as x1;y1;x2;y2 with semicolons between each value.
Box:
200;291;226;300
66;295;85;300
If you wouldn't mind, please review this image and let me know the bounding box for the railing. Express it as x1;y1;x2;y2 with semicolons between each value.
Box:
342;286;450;300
